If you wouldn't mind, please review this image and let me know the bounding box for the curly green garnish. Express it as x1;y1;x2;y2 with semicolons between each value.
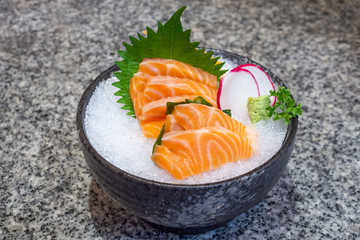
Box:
266;87;302;124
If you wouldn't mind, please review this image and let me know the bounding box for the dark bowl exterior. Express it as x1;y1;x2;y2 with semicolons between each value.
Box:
76;49;298;234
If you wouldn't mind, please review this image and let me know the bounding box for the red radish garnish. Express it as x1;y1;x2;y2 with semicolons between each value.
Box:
217;68;259;122
238;64;276;106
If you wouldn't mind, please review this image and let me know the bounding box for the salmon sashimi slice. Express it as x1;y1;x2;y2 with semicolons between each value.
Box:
163;104;258;151
138;58;219;89
129;58;219;138
152;127;253;180
142;76;217;106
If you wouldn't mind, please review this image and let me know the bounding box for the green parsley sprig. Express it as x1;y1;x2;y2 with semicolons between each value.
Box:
266;87;302;124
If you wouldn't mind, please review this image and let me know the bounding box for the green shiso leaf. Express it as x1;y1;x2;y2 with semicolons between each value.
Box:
222;109;232;117
112;6;227;117
152;125;165;154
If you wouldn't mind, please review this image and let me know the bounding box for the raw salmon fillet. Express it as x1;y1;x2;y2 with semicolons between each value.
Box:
163;103;256;138
143;76;217;106
151;104;258;180
138;58;219;89
129;58;219;138
152;127;254;180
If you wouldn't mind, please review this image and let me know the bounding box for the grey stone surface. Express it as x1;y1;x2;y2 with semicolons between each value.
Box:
0;0;359;239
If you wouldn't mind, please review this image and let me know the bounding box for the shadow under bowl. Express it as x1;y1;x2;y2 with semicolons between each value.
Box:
76;49;298;235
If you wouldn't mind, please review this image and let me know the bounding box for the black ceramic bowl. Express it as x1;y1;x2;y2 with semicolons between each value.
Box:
76;49;298;234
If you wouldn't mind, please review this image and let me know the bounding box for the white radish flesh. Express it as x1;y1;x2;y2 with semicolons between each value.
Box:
217;68;259;123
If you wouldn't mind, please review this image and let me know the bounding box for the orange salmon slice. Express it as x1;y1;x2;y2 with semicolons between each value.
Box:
142;76;217;106
152;127;253;180
138;58;219;89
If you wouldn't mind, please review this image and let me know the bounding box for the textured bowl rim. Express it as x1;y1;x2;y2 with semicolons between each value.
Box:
76;48;298;189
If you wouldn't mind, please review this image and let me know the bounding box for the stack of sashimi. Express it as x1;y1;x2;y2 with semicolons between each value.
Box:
129;58;218;138
152;103;258;180
128;58;260;180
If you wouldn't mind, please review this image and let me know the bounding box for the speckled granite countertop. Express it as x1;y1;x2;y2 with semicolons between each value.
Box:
1;0;359;239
